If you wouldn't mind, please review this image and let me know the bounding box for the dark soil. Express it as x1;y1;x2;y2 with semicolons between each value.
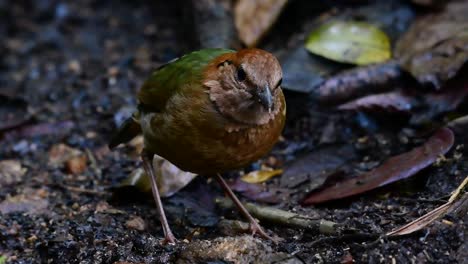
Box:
0;1;466;263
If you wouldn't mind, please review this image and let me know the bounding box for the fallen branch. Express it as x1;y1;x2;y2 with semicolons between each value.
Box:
216;198;341;235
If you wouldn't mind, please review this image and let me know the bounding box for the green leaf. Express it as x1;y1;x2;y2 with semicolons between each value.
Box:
0;256;6;264
305;21;391;65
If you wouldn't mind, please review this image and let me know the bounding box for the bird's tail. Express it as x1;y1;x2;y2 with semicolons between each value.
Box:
108;112;142;149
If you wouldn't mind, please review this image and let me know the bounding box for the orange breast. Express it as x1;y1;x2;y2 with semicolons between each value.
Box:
142;89;286;175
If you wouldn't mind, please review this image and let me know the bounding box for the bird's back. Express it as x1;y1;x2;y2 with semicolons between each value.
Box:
138;48;234;112
109;48;233;149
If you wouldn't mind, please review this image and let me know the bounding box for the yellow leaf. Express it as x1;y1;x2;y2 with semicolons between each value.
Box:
241;169;283;184
305;21;391;65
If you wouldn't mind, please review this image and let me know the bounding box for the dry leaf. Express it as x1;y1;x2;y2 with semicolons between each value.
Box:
0;189;49;215
229;178;282;204
122;155;197;197
48;144;83;167
241;169;283;184
303;128;454;205
234;0;288;47
387;176;467;236
337;91;415;112
395;1;468;89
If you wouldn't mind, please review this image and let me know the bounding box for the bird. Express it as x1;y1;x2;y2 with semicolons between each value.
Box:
109;48;286;244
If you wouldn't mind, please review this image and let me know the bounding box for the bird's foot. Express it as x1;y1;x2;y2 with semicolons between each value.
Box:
249;221;277;243
161;233;177;245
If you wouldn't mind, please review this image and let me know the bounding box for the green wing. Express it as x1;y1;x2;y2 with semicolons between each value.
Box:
109;48;233;149
137;48;234;112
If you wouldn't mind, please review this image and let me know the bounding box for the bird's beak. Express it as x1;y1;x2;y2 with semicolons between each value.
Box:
255;86;273;112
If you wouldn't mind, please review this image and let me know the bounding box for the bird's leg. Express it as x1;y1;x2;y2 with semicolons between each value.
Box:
215;173;275;242
141;150;176;244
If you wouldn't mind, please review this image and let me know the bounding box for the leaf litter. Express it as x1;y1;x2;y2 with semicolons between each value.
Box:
303;128;455;205
387;175;467;236
1;1;467;263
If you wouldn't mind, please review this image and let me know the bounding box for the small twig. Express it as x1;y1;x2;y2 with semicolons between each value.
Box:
59;184;109;195
448;115;468;134
85;148;102;179
216;198;342;235
307;233;381;248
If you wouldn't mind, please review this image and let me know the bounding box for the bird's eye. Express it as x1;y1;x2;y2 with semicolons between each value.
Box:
276;78;283;88
236;67;246;82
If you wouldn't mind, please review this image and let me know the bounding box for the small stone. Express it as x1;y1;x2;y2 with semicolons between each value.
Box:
85;131;97;139
65;155;87;174
0;160;27;185
107;66;119;76
68;60;81;73
95;201;111;213
27;235;38;243
125;216;146;231
72;202;80;210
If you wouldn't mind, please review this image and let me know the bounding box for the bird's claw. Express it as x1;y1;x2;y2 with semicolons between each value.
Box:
249;222;278;243
161;234;177;245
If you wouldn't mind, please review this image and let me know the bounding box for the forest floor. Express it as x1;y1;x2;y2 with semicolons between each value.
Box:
0;1;466;263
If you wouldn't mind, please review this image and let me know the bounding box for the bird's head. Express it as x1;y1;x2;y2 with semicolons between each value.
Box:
204;49;283;125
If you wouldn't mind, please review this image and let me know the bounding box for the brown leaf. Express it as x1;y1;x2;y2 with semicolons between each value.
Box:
302;128;454;205
313;61;403;104
0;189;49;215
337;91;415;113
395;1;468;89
229;178;281;204
281;145;356;190
410;80;468;125
48;144;83;168
234;0;288;47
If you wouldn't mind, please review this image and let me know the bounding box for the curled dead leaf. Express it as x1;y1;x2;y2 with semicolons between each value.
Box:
234;0;288;47
49;143;87;174
395;1;468;89
337;91;415;113
121;155;197;197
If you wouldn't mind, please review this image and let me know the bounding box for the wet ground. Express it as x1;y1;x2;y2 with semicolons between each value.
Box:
0;1;466;263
